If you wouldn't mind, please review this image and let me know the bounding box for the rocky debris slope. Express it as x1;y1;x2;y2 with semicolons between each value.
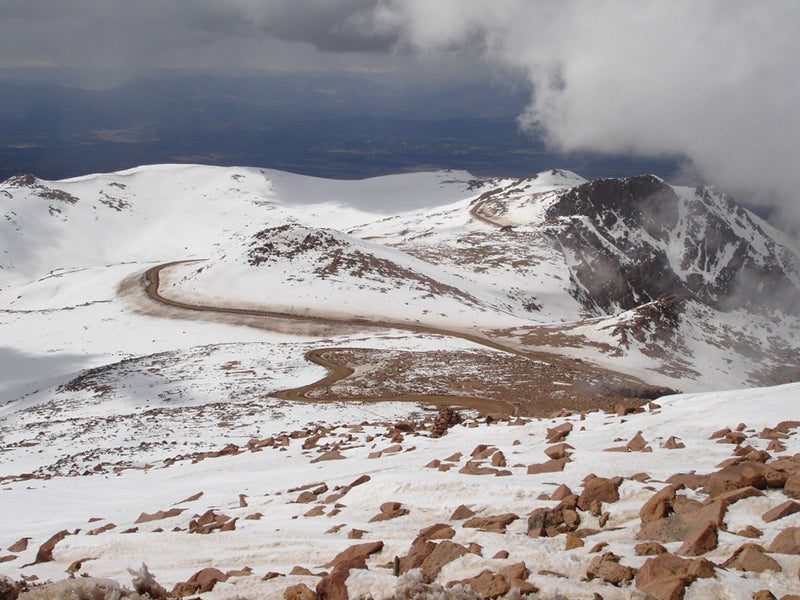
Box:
1;384;799;599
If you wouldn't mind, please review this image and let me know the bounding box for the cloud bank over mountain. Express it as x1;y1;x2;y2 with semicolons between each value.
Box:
2;1;798;229
371;1;800;229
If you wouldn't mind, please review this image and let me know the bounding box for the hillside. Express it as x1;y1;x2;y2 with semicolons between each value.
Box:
1;164;799;599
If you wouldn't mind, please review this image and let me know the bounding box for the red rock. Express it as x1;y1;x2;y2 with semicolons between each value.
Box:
586;552;635;586
627;431;649;451
416;523;455;542
462;513;518;533
634;553;695;600
785;473;800;499
578;476;623;511
7;538;30;552
763;501;800;523
492;550;509;559
768;527;800;554
753;591;777;600
453;570;510;598
678;521;718;556
498;562;528;581
722;543;782;572
449;504;475;520
316;557;364;600
471;444;497;459
173;567;228;596
565;533;584;550
284;583;318;600
735;525;764;538
546;422;573;443
311;449;346;463
526;458;568;474
324;541;384;569
459;461;498;475
663;436;685;449
369;502;409;522
398;538;436;573
491;451;507;467
639;485;680;523
544;443;573;460
34;529;69;563
635;542;667;556
420;541;469;582
551;484;573;501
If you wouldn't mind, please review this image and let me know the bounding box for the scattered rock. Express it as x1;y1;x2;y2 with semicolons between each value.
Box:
462;513;518;533
450;505;475;520
421;541;469;582
677;521;718;556
311;449;346;463
284;583;318;600
34;530;70;564
586;552;635;586
722;543;782;572
324;541;384;570
635;542;667;556
7;538;30;553
763;501;800;523
172;567;228;596
369;502;409;522
135;508;185;524
768;527;800;554
527;458;568;474
578;476;623;511
416;523;455;542
452;570;510;598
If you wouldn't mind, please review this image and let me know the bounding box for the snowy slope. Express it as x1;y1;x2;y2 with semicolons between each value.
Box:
2;164;800;599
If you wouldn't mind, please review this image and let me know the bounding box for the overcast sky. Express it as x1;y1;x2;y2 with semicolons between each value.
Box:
2;0;799;228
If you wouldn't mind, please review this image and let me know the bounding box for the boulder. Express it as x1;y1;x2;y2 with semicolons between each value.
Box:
528;505;580;537
722;543;781;573
578;476;623;511
526;458;568;474
454;570;510;598
34;529;69;563
677;522;718;556
462;513;518;533
316;557;365;600
173;567;228;596
635;553;694;600
420;541;469;582
635;542;667;556
586;552;635;586
762;500;800;523
324;541;384;569
449;505;475;520
416;523;455;542
369;502;409;522
284;583;318;600
639;485;680;523
768;527;800;554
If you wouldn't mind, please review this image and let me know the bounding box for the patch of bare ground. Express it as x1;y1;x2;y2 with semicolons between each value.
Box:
274;346;673;418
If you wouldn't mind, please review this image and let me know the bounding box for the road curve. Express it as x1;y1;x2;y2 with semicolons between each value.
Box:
144;262;519;415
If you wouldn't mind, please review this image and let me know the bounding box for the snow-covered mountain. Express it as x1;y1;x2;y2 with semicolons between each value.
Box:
2;165;800;599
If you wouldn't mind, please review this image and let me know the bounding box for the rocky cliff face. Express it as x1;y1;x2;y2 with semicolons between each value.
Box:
541;175;800;315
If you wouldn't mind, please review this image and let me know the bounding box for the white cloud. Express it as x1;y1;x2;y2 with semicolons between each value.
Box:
377;0;800;229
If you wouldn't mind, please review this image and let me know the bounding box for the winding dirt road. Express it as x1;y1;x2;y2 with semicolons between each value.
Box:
142;261;658;416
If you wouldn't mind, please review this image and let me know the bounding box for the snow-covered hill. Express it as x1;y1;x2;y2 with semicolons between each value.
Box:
1;164;799;599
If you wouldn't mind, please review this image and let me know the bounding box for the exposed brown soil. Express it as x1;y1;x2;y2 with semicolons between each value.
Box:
142;261;669;417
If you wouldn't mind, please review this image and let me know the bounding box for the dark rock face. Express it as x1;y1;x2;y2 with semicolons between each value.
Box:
543;175;800;315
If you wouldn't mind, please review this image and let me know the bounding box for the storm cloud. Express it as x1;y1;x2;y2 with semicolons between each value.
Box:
1;1;799;228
